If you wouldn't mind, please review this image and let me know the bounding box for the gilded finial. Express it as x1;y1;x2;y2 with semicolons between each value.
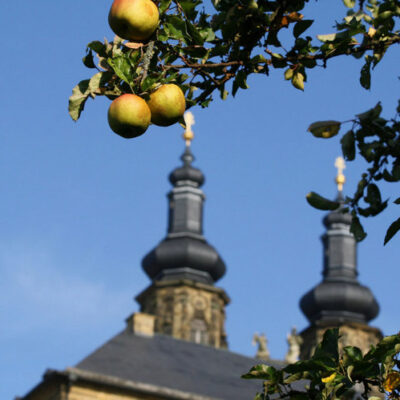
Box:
335;156;346;192
183;111;195;147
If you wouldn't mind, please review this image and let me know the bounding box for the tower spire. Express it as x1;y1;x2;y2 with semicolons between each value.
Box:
136;116;229;348
334;156;346;193
183;111;195;147
299;158;382;358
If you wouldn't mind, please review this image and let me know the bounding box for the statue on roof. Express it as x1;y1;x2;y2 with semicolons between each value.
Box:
252;333;270;360
285;327;302;364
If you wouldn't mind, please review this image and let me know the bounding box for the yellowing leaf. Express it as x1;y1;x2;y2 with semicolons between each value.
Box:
342;0;356;8
307;120;341;138
384;371;400;392
292;72;304;91
322;373;337;383
284;68;294;80
368;27;377;37
124;42;144;49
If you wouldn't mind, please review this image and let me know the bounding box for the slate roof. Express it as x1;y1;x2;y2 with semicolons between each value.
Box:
75;330;284;400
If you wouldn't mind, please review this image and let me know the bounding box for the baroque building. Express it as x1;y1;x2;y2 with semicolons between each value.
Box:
16;126;382;400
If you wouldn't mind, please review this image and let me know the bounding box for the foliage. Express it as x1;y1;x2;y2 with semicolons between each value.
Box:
306;101;400;244
242;328;400;400
69;0;400;242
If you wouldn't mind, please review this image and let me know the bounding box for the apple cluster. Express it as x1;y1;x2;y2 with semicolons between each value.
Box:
108;0;186;139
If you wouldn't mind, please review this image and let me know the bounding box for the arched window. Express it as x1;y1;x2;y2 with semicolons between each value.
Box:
190;319;208;345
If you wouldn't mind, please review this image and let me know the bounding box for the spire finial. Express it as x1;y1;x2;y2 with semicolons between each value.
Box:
183;111;195;147
335;156;346;192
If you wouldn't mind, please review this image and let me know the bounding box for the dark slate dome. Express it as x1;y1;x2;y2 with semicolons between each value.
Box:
323;208;353;227
142;145;226;285
169;148;205;187
142;236;226;283
300;280;379;324
300;192;379;325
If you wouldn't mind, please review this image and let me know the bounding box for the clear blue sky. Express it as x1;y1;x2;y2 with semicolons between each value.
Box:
1;1;399;399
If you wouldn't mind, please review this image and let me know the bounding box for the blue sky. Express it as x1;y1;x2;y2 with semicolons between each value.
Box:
1;1;399;399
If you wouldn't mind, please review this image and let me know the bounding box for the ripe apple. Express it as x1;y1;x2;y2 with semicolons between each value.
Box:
147;84;186;127
108;0;159;41
108;94;151;138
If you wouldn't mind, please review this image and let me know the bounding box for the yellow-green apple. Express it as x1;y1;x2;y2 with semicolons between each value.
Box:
108;0;159;41
147;84;186;127
108;94;151;138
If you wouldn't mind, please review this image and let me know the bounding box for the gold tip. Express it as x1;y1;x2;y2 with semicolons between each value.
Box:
183;111;195;146
334;156;346;192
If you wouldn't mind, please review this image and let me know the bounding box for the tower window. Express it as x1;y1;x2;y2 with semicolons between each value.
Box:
190;319;208;345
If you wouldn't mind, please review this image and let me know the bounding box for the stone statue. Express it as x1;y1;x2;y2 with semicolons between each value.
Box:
252;333;270;360
285;327;303;364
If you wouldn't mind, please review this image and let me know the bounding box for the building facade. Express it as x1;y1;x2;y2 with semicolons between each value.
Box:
17;142;382;400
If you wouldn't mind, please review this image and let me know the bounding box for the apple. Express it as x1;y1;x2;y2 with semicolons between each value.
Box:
108;0;159;41
147;84;186;127
108;94;151;138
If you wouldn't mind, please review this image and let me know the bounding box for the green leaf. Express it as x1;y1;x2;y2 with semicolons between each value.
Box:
82;50;96;69
313;328;339;362
68;72;114;121
232;70;249;96
350;216;367;241
68;79;90;121
242;364;277;380
87;41;107;56
271;53;287;68
159;0;172;13
199;27;215;42
341;130;356;160
384;217;400;245
356;102;382;121
283;372;303;384
342;0;356;8
220;89;228;100
164;15;189;42
179;0;200;19
185;19;204;45
308;120;341;138
292;72;304;91
293;20;313;38
365;183;382;206
107;56;133;86
394;197;400;205
157;29;169;42
392;164;400;181
306;192;340;211
88;71;112;93
141;76;158;92
343;346;363;361
360;58;372;90
301;58;317;69
237;70;249;89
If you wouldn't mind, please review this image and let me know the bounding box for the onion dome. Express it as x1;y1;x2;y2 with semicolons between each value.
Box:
169;147;205;187
300;157;379;325
142;116;226;285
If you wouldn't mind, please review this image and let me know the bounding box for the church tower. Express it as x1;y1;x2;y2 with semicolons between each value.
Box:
299;158;382;359
135;117;229;348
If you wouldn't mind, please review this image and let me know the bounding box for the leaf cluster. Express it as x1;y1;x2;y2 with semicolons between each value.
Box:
243;328;400;400
70;0;400;119
306;100;400;244
69;0;400;243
